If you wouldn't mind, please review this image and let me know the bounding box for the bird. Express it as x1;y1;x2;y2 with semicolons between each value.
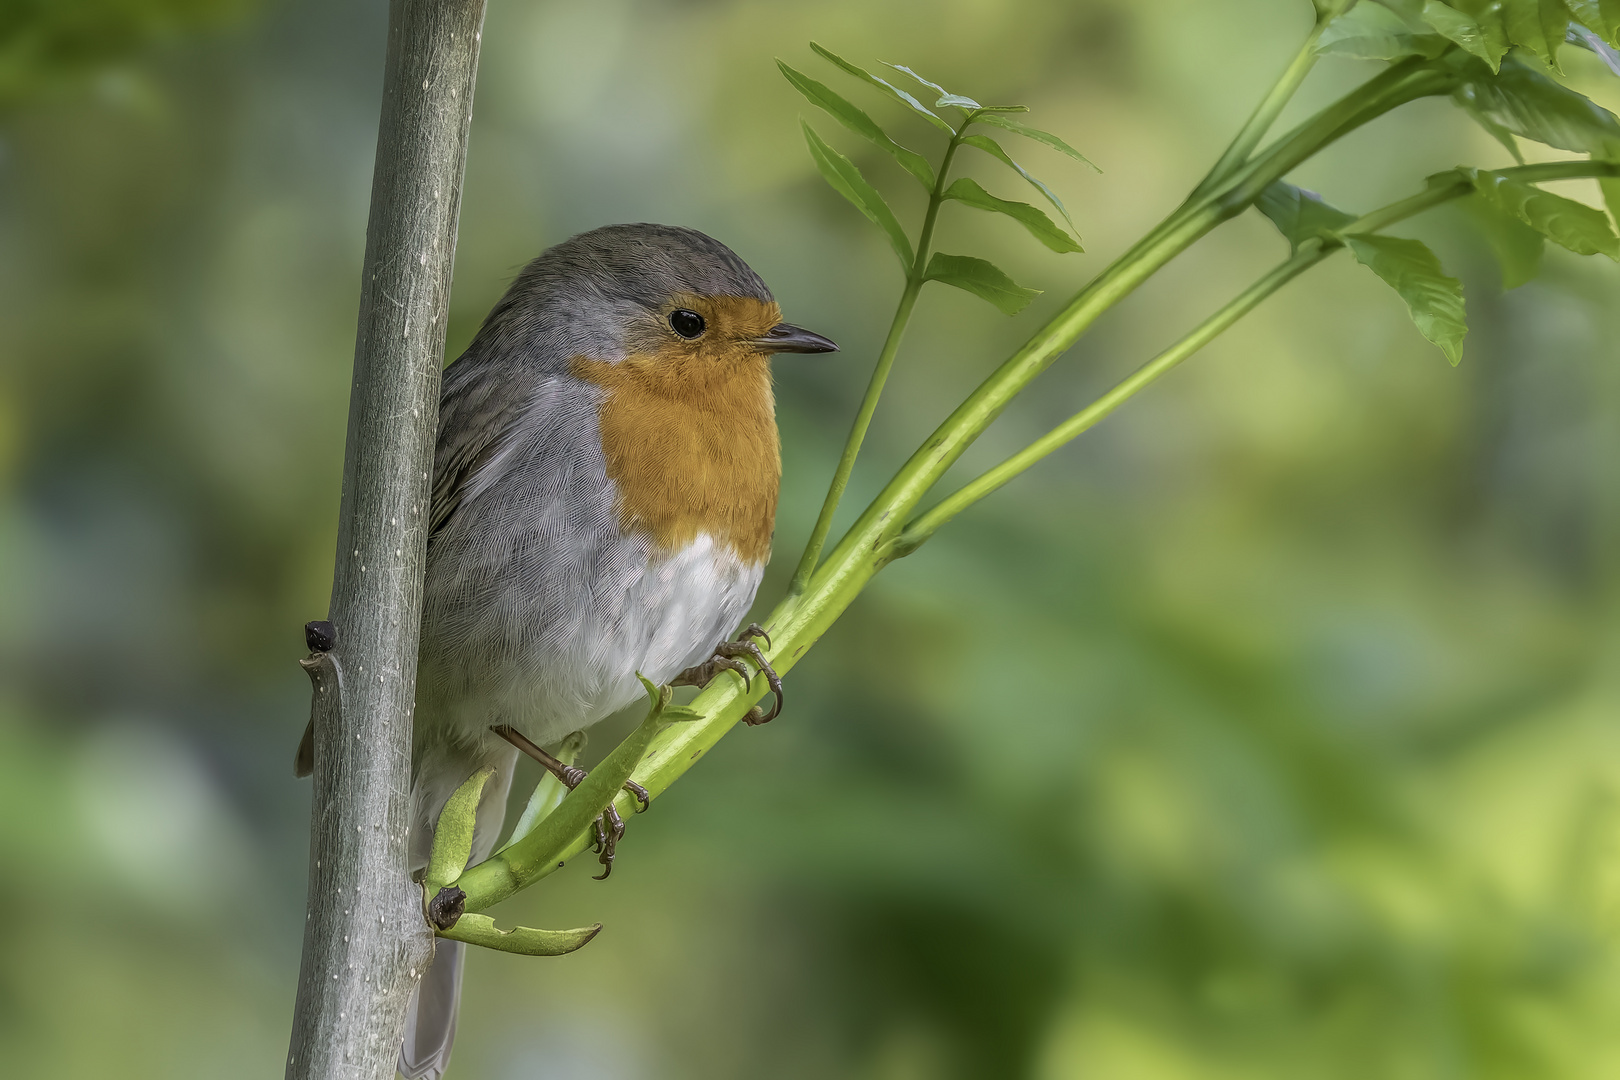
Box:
295;222;836;1080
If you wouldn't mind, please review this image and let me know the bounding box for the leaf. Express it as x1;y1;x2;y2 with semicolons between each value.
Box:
1566;0;1620;45
975;113;1100;171
1255;180;1356;251
778;61;935;189
436;912;602;957
961;133;1077;230
1347;234;1468;364
1604;176;1620;229
809;42;953;134
801;121;915;270
1319;3;1450;59
882;61;982;110
1471;168;1620;256
1500;0;1571;68
923;252;1041;315
943;178;1083;253
1454;56;1620;158
425;766;494;892
1422;0;1509;70
1461;190;1546;288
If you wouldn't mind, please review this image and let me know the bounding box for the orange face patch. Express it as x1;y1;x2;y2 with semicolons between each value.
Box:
571;295;783;564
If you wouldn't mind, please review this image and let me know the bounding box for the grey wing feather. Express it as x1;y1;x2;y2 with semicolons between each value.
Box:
431;354;532;536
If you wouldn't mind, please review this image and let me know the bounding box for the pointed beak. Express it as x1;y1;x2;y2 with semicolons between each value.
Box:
754;322;839;355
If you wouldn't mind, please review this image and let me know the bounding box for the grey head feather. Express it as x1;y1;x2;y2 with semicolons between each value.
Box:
461;223;775;373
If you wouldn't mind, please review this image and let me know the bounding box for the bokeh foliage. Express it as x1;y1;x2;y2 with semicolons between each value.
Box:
4;1;1620;1078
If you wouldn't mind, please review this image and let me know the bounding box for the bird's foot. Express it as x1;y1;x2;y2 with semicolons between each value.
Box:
672;623;784;726
489;724;650;880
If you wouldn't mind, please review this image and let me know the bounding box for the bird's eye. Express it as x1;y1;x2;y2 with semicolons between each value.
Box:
669;309;705;338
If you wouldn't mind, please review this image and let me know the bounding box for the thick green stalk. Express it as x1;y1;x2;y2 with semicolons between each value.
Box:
788;131;965;595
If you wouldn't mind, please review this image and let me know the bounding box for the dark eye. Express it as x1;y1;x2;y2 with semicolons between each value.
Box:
669;309;705;338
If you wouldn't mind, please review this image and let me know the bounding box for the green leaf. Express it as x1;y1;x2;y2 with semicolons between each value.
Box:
1320;3;1449;59
809;42;953;134
778;61;935;189
1566;0;1620;45
436;912;602;957
974;113;1100;171
923;252;1041;315
882;61;982;110
1422;0;1509;70
942;178;1082;253
1461;189;1546;288
961;133;1077;230
1604;176;1620;229
1454;56;1620;158
425;766;494;892
1255;180;1356;251
1347;234;1468;364
1471;168;1620;256
801;121;915;270
1500;0;1571;68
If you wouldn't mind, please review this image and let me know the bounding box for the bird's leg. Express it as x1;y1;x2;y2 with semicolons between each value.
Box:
671;623;785;726
489;724;650;880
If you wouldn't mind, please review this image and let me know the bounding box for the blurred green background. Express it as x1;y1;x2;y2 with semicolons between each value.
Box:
6;1;1620;1077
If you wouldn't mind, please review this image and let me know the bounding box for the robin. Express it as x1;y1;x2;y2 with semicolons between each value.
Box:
295;223;836;1079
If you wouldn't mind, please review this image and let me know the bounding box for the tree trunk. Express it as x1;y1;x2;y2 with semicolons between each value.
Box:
285;1;485;1076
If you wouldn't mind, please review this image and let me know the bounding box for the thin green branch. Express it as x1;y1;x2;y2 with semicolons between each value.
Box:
788;127;966;595
1195;11;1330;197
894;159;1620;548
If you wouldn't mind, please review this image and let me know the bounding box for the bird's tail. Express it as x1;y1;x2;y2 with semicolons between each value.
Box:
399;938;465;1080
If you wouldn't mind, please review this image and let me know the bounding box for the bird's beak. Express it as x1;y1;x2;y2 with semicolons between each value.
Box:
754;322;839;354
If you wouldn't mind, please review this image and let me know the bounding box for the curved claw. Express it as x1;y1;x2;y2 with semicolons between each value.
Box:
722;639;784;724
713;655;752;691
592;804;627;880
740;622;772;650
624;779;651;814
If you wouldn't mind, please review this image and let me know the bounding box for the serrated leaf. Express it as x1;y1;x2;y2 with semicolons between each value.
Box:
882;61;982;110
943;178;1082;253
809;42;954;134
1471;168;1620;256
779;61;934;189
1256;180;1356;251
1454;56;1620;157
1462;189;1546;287
961;133;1076;230
1347;234;1468;364
1422;0;1509;70
801;121;915;270
975;113;1100;171
1320;3;1450;59
1500;0;1570;68
923;252;1041;315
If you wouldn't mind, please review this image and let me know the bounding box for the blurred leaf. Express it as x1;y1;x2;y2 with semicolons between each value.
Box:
961;133;1077;230
779;60;935;189
1605;177;1620;227
1347;234;1468;364
882;61;982;110
923;252;1041;314
801;121;915;270
1314;0;1363;19
1319;4;1449;59
1469;168;1620;256
943;178;1082;253
1454;56;1620;157
1256;180;1356;251
809;42;954;134
1461;188;1547;287
975;113;1100;172
973;105;1032;113
1566;0;1620;44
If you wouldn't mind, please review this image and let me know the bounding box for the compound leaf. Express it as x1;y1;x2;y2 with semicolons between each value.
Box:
779;60;934;188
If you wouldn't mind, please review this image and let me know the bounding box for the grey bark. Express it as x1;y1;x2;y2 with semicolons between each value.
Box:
286;1;486;1077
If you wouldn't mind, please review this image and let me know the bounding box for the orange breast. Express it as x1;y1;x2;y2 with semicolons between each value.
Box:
572;342;780;565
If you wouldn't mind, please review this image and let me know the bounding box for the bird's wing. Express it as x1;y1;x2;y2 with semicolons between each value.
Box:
430;358;532;537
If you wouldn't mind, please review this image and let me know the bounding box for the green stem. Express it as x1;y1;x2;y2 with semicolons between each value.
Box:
788;130;965;595
1195;12;1329;197
895;158;1620;547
